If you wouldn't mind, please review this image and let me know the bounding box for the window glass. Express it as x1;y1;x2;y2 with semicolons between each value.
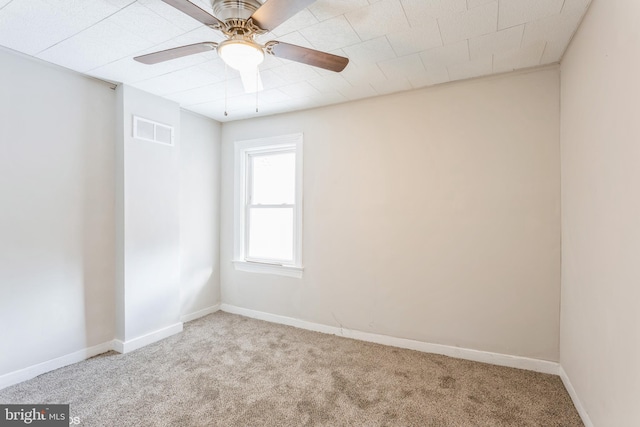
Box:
247;208;294;261
250;152;295;205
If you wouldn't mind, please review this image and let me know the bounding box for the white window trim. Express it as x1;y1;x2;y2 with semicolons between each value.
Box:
233;133;303;278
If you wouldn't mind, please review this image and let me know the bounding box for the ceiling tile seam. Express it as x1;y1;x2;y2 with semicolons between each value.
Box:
378;55;426;81
397;0;410;29
109;3;184;46
150;77;227;97
445;39;471;79
517;24;525;49
307;4;367;24
305;6;321;22
384;49;430;68
342;12;365;45
538;41;549;65
559;0;568;14
417;55;432;78
383;35;401;58
89;25;209;76
140;1;194;34
33;0;138;57
500;22;529;32
373;62;388;86
435;18;445;52
0;0;14;11
324;37;370;56
178;85;292;106
291;31;316;54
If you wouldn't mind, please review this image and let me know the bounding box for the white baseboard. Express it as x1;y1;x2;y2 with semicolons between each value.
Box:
113;322;183;354
180;303;221;323
1;322;186;390
559;366;594;427
220;304;560;375
0;341;114;391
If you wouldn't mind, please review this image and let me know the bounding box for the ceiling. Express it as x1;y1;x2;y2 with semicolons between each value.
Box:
0;0;591;122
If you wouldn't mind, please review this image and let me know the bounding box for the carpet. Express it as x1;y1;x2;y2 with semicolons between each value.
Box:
0;312;583;426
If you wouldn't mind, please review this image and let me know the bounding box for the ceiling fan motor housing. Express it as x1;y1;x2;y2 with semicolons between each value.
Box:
212;0;263;21
134;0;349;75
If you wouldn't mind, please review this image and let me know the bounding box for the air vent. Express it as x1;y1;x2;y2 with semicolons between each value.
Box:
133;116;174;146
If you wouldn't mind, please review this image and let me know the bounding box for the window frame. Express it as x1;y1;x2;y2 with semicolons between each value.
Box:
233;133;303;278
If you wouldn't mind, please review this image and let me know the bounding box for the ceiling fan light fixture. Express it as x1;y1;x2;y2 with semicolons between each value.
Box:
217;39;264;71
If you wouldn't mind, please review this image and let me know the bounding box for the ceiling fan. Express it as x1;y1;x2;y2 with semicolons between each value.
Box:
134;0;350;93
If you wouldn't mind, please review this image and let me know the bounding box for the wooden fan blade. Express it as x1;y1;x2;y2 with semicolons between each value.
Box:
134;42;217;64
162;0;225;29
250;0;316;31
268;42;349;72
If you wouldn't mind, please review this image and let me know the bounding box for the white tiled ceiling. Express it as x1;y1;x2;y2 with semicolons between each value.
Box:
0;0;592;122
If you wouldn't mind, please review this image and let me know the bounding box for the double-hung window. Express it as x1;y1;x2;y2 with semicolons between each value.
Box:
233;134;303;277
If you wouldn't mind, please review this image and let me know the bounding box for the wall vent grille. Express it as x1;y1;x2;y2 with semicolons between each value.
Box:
133;116;174;146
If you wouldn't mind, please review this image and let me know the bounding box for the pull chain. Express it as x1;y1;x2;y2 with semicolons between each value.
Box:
255;67;259;113
224;62;228;117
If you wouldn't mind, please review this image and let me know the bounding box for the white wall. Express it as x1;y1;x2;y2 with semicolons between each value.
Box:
115;85;181;344
0;49;115;375
180;111;221;318
560;0;640;425
221;68;561;361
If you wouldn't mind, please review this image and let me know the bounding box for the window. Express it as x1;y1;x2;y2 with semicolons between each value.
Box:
233;134;303;278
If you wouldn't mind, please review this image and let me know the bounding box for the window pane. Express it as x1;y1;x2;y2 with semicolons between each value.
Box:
248;208;293;262
251;152;295;205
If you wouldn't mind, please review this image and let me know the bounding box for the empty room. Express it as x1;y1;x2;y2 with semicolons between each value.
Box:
0;0;637;425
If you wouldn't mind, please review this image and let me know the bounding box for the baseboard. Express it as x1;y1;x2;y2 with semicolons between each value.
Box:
113;322;183;354
220;304;559;375
0;341;114;391
180;303;221;323
1;322;186;390
559;366;594;427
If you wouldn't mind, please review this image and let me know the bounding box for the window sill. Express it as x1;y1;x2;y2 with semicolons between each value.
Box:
232;261;304;278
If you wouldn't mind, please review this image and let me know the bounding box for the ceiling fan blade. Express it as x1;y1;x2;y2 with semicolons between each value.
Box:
161;0;225;29
250;0;316;31
267;42;349;72
134;42;217;64
240;67;264;94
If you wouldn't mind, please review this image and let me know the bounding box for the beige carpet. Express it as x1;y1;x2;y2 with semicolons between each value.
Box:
0;312;582;426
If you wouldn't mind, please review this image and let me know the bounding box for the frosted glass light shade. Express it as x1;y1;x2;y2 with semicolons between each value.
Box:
218;40;264;71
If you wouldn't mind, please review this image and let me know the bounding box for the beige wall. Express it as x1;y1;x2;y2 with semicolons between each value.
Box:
115;85;182;343
0;48;223;382
0;49;116;376
180;111;222;317
221;68;561;361
560;0;640;425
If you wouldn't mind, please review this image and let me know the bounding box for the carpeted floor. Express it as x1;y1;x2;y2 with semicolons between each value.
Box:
0;312;583;426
